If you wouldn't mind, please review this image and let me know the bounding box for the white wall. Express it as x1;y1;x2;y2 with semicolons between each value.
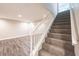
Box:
0;19;34;40
71;4;79;36
44;3;58;16
70;3;79;56
71;4;79;42
58;3;70;12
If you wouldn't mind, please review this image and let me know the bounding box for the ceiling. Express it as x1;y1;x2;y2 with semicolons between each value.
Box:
0;3;49;22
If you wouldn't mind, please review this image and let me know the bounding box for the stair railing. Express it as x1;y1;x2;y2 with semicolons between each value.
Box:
30;13;54;56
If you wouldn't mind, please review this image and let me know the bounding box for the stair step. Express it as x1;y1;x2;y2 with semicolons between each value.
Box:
42;43;75;56
51;25;71;29
56;16;70;19
45;38;74;52
39;50;53;56
57;13;70;16
48;33;71;41
55;17;70;20
54;21;70;23
58;10;70;15
54;19;70;22
53;23;70;25
58;13;70;16
50;29;71;34
54;21;70;24
56;14;70;18
53;22;70;24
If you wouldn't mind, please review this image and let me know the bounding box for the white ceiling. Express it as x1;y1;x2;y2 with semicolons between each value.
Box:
0;3;49;22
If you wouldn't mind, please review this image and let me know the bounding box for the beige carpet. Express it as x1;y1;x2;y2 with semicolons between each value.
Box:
39;10;75;56
0;36;30;56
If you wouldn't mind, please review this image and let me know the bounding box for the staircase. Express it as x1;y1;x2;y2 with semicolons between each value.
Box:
38;10;75;56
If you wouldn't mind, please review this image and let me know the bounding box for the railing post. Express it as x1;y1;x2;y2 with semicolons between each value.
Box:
29;23;33;56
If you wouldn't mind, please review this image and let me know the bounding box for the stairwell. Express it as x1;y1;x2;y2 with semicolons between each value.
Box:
38;10;75;56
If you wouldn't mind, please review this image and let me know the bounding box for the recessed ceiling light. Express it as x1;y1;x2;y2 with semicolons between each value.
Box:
18;14;22;18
